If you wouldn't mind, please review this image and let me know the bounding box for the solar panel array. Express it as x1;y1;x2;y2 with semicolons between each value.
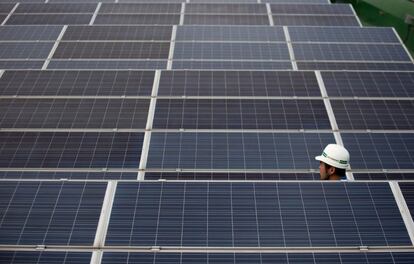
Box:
1;0;414;263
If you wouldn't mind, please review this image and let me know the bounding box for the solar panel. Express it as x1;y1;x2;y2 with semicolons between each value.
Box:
399;183;414;220
0;132;143;168
48;59;168;70
0;252;91;264
191;0;257;2
101;252;414;264
15;3;97;13
105;182;410;247
172;60;292;70
62;25;172;41
0;61;44;70
145;172;319;180
0;4;15;13
266;0;330;3
52;42;170;59
341;133;414;170
173;43;290;60
297;62;414;71
147;132;334;170
353;173;414;181
0;25;63;41
288;27;400;43
270;3;354;15
183;14;270;25
0;171;138;180
153;99;330;129
0;71;155;96
158;71;321;97
0;181;106;245
0;99;150;129
6;14;93;25
0;43;53;59
185;4;267;14
176;26;286;41
273;15;360;26
331;100;414;130
321;71;414;98
99;3;182;14
293;43;411;62
94;14;180;25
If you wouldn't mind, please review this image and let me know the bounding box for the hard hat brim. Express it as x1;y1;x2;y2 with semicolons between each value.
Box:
315;155;349;169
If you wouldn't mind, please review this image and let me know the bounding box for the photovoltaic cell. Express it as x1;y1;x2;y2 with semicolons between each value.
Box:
147;132;334;170
94;14;180;25
145;172;319;181
331;100;414;130
53;42;170;59
0;132;143;168
15;3;97;13
341;133;414;170
0;4;15;13
266;0;329;2
105;182;410;247
6;14;92;25
185;4;267;14
63;25;172;41
399;183;414;220
99;3;181;14
297;62;414;71
173;43;290;60
0;171;138;180
172;60;292;70
191;0;257;2
0;26;63;41
353;173;414;181
0;60;44;70
0;252;91;264
48;60;168;70
270;3;354;15
321;71;414;97
293;43;411;62
118;0;184;2
183;15;269;25
158;71;321;97
176;26;285;41
288;26;400;43
0;181;106;245
0;99;150;129
153;99;330;129
0;71;155;96
101;252;414;264
273;15;360;26
0;43;53;59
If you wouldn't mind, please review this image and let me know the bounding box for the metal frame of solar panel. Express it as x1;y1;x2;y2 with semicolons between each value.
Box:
1;1;414;263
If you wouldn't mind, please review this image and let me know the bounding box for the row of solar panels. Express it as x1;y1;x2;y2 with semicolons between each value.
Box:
0;181;413;247
0;0;331;3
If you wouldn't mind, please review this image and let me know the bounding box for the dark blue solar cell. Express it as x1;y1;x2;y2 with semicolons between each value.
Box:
270;3;354;15
341;133;414;170
0;132;143;168
172;60;292;70
105;182;410;247
144;172;319;181
147;132;334;170
322;71;414;97
0;182;106;245
0;252;91;264
297;62;414;71
0;171;137;180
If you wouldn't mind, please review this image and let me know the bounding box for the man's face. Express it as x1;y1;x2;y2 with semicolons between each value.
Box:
319;161;331;180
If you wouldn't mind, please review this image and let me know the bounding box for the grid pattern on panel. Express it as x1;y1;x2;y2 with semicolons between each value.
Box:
341;133;414;170
0;171;138;180
354;173;414;181
273;15;360;26
6;14;93;25
0;25;63;41
185;4;267;14
105;182;410;247
147;132;334;170
101;252;414;264
183;14;270;25
0;99;150;129
153;99;330;130
270;3;354;15
0;71;155;96
94;14;180;25
0;43;53;59
171;60;293;70
145;172;319;181
0;181;106;245
0;132;144;168
297;62;414;71
98;3;182;14
47;60;168;70
158;71;321;97
0;252;91;264
15;3;98;14
331;100;414;130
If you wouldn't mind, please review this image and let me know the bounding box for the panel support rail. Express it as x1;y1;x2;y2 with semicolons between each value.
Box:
89;2;102;25
179;3;185;26
1;3;19;26
389;182;414;246
283;26;298;71
90;181;117;264
167;26;177;70
42;25;67;70
138;70;161;180
315;71;354;180
266;3;274;26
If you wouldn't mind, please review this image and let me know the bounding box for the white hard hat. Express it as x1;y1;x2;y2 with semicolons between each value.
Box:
315;144;350;169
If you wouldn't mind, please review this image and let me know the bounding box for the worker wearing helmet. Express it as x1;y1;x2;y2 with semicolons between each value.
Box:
315;144;350;181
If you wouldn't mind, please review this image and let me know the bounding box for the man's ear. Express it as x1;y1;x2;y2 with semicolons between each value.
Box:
328;166;336;175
